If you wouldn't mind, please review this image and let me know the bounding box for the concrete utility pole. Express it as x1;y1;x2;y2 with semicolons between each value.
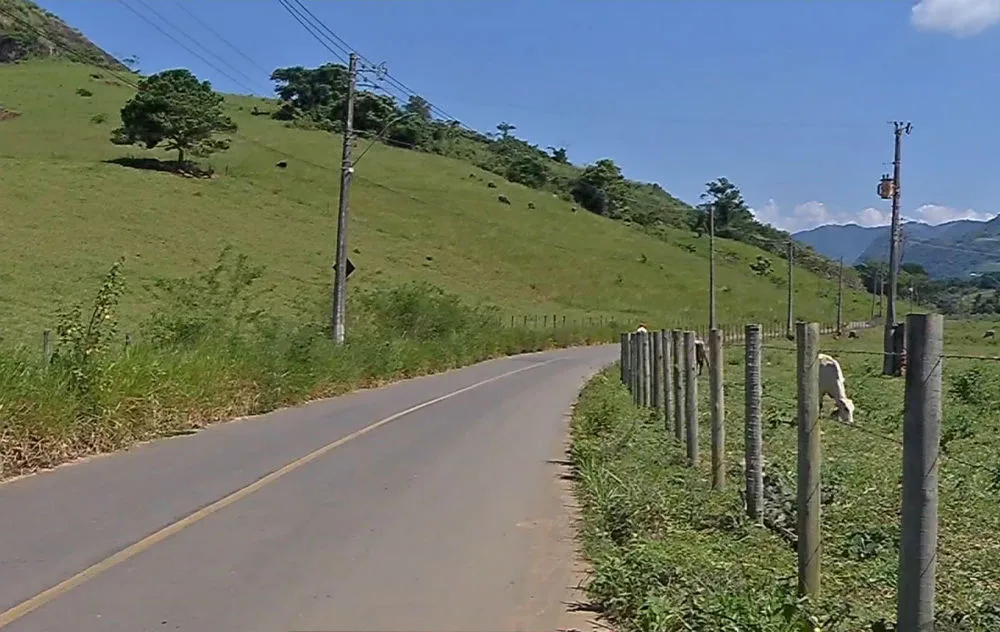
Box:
883;121;912;374
332;52;359;344
836;257;844;336
709;203;717;331
786;240;794;339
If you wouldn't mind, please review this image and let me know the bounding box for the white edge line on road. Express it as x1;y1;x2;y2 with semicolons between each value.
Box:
0;357;559;628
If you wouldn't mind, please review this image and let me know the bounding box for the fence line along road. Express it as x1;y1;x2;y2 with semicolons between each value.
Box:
618;316;951;628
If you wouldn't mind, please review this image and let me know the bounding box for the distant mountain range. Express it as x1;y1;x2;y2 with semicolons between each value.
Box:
793;217;1000;279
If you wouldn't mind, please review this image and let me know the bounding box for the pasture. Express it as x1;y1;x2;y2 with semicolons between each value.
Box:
571;318;1000;631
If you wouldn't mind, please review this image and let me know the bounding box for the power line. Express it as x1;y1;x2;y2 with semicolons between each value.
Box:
274;0;349;64
172;1;274;78
273;0;462;124
116;0;264;94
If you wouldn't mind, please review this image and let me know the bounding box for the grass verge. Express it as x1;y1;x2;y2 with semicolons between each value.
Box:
0;249;617;481
569;321;1000;632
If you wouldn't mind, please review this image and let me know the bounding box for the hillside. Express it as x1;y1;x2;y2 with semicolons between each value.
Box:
0;0;125;69
0;59;876;343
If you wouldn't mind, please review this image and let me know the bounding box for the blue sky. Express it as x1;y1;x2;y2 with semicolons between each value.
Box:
34;0;1000;232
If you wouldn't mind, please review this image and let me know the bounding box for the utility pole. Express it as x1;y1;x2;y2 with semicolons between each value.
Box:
332;52;358;344
837;257;844;336
709;204;716;331
786;240;794;339
882;121;912;374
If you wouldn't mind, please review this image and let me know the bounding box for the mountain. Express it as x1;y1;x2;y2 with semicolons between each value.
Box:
856;218;992;278
792;224;885;264
795;218;997;278
0;0;125;69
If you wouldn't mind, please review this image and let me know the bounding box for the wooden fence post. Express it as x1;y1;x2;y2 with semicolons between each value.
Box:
709;328;725;490
683;330;699;466
745;324;763;522
640;331;652;408
42;329;53;366
671;330;684;442
796;321;821;598
620;333;629;385
897;313;943;632
662;330;673;432
652;331;663;409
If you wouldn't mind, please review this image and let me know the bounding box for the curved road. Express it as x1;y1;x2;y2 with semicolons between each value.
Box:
0;345;616;632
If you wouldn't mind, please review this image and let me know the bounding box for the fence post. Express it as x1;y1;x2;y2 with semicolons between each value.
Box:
42;329;53;366
683;330;699;466
662;330;673;432
745;324;763;522
709;328;725;490
796;321;821;598
671;330;684;442
652;331;663;409
640;331;652;407
620;333;629;385
632;333;641;405
897;313;943;632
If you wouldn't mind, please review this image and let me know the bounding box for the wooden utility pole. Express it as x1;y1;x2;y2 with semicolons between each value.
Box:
883;121;912;374
709;203;717;331
836;257;844;336
332;52;359;344
786;240;794;339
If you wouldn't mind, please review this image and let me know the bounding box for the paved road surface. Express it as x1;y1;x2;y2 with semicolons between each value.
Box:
0;345;617;632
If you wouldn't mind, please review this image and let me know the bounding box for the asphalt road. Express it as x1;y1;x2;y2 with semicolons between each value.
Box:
0;344;617;632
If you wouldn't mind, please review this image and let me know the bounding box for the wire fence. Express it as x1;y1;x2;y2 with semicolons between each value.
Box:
618;315;1000;629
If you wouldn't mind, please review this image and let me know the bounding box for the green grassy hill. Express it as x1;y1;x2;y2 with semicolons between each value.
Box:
0;59;874;344
0;0;125;68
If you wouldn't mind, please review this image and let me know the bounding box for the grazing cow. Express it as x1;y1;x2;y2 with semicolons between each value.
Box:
985;329;996;339
634;324;648;334
848;331;858;339
694;339;708;376
818;353;854;424
275;160;287;168
527;202;536;209
487;181;498;189
498;194;511;205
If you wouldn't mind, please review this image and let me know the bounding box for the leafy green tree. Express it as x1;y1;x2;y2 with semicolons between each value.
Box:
270;64;348;121
404;95;432;122
110;68;236;164
572;159;628;217
505;155;549;188
693;177;753;237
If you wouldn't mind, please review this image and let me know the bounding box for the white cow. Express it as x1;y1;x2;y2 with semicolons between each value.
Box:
819;353;855;424
634;324;649;334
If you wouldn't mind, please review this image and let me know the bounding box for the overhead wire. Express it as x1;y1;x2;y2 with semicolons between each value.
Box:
115;0;266;94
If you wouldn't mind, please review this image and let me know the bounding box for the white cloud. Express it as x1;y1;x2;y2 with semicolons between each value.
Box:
751;200;996;233
911;0;1000;37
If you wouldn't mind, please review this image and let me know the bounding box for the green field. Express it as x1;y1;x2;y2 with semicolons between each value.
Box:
0;60;874;345
571;320;1000;631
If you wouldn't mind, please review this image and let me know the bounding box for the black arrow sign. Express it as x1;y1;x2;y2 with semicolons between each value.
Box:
333;258;356;279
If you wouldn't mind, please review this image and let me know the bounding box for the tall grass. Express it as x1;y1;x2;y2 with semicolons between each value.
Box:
0;249;617;480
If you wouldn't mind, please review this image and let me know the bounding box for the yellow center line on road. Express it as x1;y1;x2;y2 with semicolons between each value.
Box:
0;358;558;628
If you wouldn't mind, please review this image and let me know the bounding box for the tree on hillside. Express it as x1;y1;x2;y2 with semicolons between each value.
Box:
571;159;628;218
548;146;568;164
110;69;236;165
404;95;432;122
692;177;753;238
496;122;516;139
505;155;549;188
270;64;349;122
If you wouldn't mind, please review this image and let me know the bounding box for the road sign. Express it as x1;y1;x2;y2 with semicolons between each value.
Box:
333;258;356;279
